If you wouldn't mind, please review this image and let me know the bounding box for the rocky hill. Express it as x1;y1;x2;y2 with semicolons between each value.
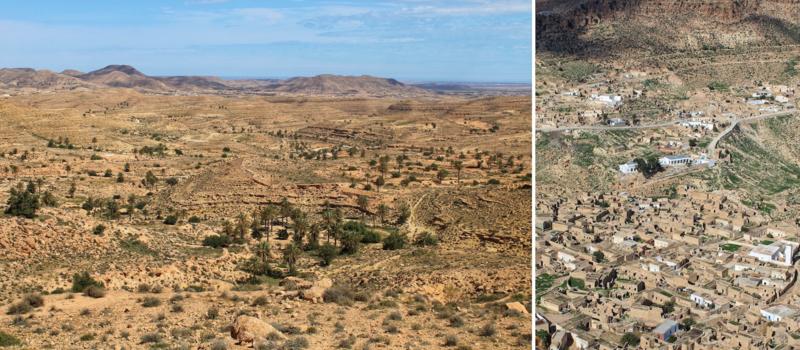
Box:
0;68;94;90
273;74;429;97
536;0;800;55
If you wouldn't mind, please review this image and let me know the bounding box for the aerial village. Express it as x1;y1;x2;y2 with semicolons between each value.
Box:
535;64;800;349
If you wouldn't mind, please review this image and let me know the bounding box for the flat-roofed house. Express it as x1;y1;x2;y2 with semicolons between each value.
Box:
653;319;679;341
761;305;798;322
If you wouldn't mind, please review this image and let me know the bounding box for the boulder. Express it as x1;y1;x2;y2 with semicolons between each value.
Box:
301;286;325;303
505;301;529;315
230;315;286;345
281;276;312;289
314;278;333;289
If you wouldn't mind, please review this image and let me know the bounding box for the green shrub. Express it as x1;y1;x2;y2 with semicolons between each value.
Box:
415;232;438;246
163;215;178;225
0;331;21;347
382;232;407;250
188;216;201;223
71;272;103;293
318;243;338;266
361;230;381;244
202;235;231;248
92;224;106;235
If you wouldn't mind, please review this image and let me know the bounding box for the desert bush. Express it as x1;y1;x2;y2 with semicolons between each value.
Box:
323;285;354;305
283;337;309;350
252;296;269;306
449;315;464;327
140;332;163;343
445;335;458;346
386;311;403;321
92;224;106;235
478;322;496;337
142;297;161;307
338;335;356;348
207;307;219;320
6;302;32;315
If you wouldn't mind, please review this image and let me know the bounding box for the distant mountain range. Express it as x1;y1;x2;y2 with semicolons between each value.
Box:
0;64;531;97
0;65;430;97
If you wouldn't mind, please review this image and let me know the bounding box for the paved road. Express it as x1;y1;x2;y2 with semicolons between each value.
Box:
706;110;795;155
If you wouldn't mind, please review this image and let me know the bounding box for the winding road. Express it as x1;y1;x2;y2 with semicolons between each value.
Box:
705;110;794;155
537;109;796;159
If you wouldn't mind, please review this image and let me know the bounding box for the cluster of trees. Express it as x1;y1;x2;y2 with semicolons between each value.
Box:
5;181;58;218
633;156;664;178
46;136;75;149
201;198;417;281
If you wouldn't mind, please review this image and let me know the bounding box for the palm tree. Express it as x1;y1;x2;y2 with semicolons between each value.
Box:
357;195;369;221
452;160;464;186
307;223;321;250
279;198;293;226
260;205;277;242
378;155;390;177
377;204;389;225
282;243;301;275
254;240;271;268
291;210;308;246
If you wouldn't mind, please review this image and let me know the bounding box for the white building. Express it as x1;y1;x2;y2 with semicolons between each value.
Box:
607;118;626;126
761;305;798;322
654;238;671;249
658;155;692;167
590;94;622;107
748;242;794;266
557;251;576;263
749;244;780;263
748;99;767;105
690;292;715;309
619;161;638;174
693;154;716;168
679;120;714;130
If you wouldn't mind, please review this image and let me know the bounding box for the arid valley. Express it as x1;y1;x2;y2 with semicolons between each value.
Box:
0;65;532;349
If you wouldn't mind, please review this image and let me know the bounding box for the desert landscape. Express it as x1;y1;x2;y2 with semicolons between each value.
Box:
0;63;533;349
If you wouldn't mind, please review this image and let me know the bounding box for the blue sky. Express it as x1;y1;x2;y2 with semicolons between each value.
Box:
0;1;531;82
